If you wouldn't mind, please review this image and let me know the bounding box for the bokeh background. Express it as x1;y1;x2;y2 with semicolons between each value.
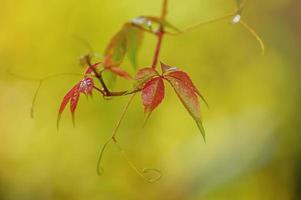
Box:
0;0;300;199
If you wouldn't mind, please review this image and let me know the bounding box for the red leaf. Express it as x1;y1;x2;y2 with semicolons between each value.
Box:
164;71;206;141
58;84;80;115
70;91;80;126
57;77;95;128
84;62;101;75
164;69;208;107
142;77;165;113
135;67;159;89
166;71;199;94
57;83;80;128
109;67;132;80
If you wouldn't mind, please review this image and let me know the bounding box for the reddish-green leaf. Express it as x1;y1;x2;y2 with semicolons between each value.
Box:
165;70;208;107
164;71;206;141
124;23;144;69
142;77;165;113
161;62;178;73
135;68;159;89
109;67;132;80
104;28;127;68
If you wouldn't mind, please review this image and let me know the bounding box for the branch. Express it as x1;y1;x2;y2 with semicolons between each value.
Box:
151;0;168;69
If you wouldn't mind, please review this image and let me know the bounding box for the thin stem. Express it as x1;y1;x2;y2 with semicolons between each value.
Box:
96;93;161;183
112;94;136;139
97;94;136;175
31;81;43;118
93;86;105;95
236;0;248;12
7;70;88;82
96;137;113;175
240;19;265;55
113;140;162;183
86;57;140;97
86;58;110;95
151;0;168;69
167;13;235;35
161;0;168;19
7;71;91;118
151;31;164;69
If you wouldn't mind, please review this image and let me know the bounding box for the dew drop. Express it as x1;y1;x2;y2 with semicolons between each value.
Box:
232;14;241;24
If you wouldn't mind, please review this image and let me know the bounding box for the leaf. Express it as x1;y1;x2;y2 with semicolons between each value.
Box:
57;77;95;128
124;23;144;69
103;24;143;83
57;83;80;128
84;62;101;75
142;77;165;113
164;69;209;107
58;84;79;116
160;62;178;73
164;71;206;141
135;68;159;89
124;68;159;95
104;28;127;68
109;67;132;80
70;90;80;126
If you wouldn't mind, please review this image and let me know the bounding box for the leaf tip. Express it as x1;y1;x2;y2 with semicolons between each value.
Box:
196;119;206;143
160;62;177;73
30;106;34;119
57;114;62;131
71;113;76;128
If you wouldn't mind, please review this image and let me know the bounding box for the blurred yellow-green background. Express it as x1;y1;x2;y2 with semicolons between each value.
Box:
1;0;300;199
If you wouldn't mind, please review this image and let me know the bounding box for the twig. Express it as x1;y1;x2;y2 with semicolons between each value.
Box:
167;13;235;35
240;19;265;55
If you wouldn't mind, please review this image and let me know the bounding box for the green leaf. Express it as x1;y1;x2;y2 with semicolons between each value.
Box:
124;23;144;69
